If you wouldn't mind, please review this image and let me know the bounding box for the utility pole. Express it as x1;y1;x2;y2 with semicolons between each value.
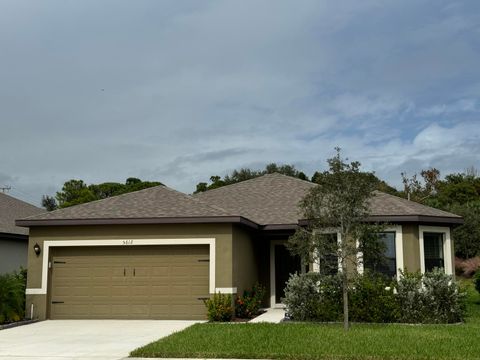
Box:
0;185;11;193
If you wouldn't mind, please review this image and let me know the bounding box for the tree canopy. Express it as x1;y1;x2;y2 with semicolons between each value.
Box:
401;167;480;258
42;177;163;210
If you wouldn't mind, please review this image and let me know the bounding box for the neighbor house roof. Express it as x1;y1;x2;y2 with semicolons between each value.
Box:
16;173;462;228
0;192;44;235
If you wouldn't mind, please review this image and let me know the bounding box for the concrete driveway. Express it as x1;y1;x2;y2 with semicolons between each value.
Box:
0;320;199;360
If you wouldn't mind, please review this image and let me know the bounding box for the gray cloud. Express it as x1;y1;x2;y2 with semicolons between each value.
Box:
0;0;479;205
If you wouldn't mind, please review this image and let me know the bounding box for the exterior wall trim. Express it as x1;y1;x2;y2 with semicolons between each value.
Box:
25;238;216;295
418;225;453;275
215;287;237;294
269;239;286;308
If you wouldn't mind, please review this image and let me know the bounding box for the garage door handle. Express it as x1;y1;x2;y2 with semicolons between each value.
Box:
197;297;209;301
51;301;64;304
198;259;209;262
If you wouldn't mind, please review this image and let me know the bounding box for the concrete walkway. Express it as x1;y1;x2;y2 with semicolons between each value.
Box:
249;308;285;323
0;320;199;360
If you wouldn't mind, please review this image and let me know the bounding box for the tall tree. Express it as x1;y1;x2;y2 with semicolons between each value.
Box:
287;148;382;331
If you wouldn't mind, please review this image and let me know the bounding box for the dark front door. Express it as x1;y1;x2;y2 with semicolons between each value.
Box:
275;244;302;303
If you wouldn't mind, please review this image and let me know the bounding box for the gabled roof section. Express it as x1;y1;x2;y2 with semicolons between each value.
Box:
0;192;44;235
17;185;240;227
195;173;315;226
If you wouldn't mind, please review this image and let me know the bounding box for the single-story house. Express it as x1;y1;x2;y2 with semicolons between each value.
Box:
17;173;462;320
0;192;44;274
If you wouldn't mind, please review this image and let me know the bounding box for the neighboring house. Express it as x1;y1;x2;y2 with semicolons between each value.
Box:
0;192;44;274
16;173;462;320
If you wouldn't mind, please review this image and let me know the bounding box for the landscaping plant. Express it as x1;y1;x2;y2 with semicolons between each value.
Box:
473;270;480;294
0;268;26;324
204;292;234;322
284;269;466;324
235;283;266;319
349;271;399;323
283;272;342;321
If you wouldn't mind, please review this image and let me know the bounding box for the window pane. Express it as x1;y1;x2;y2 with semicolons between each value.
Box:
424;232;444;272
364;232;396;278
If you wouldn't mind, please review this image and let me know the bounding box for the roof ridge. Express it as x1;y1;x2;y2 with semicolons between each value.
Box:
195;172;315;197
161;185;232;215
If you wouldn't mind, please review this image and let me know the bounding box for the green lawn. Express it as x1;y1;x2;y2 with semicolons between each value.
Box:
130;281;480;360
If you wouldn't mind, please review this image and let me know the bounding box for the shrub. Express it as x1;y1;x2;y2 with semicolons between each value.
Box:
396;269;466;324
283;272;342;321
475;271;480;294
235;283;266;319
349;271;399;323
0;269;26;324
455;256;480;278
204;292;234;322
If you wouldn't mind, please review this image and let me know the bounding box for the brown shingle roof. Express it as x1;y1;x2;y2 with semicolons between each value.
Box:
20;185;230;223
0;193;44;235
195;173;315;225
369;191;461;218
17;173;461;228
195;173;461;224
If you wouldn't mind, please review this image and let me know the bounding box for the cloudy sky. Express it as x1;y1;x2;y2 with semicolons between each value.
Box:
1;1;479;206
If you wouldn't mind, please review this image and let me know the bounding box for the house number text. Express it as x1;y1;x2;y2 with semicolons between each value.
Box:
122;240;134;245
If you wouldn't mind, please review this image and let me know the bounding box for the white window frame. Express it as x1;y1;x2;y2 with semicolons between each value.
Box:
357;225;404;278
419;225;452;275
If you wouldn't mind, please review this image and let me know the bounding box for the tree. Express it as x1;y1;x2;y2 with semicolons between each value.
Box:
287;148;382;331
42;178;163;210
194;163;309;193
401;168;440;202
41;195;58;211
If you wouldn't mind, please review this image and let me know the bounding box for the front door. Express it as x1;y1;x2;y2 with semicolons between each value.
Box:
274;244;302;304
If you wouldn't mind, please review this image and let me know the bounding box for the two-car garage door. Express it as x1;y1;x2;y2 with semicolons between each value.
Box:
49;245;209;320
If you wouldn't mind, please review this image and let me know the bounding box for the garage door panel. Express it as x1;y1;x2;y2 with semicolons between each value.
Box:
50;245;209;320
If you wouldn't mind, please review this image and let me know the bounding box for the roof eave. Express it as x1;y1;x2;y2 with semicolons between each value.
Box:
16;216;260;229
299;215;464;226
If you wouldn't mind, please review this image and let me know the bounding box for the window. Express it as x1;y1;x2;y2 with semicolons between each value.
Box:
364;232;396;278
319;233;339;276
423;232;444;272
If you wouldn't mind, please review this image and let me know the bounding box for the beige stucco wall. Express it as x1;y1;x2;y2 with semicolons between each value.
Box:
232;225;259;296
401;224;421;273
25;223;234;320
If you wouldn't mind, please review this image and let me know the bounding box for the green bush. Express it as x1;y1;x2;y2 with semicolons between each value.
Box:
0;268;27;324
474;271;480;294
235;283;266;319
284;270;465;324
204;292;234;322
349;271;399;323
283;272;342;321
396;269;466;324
